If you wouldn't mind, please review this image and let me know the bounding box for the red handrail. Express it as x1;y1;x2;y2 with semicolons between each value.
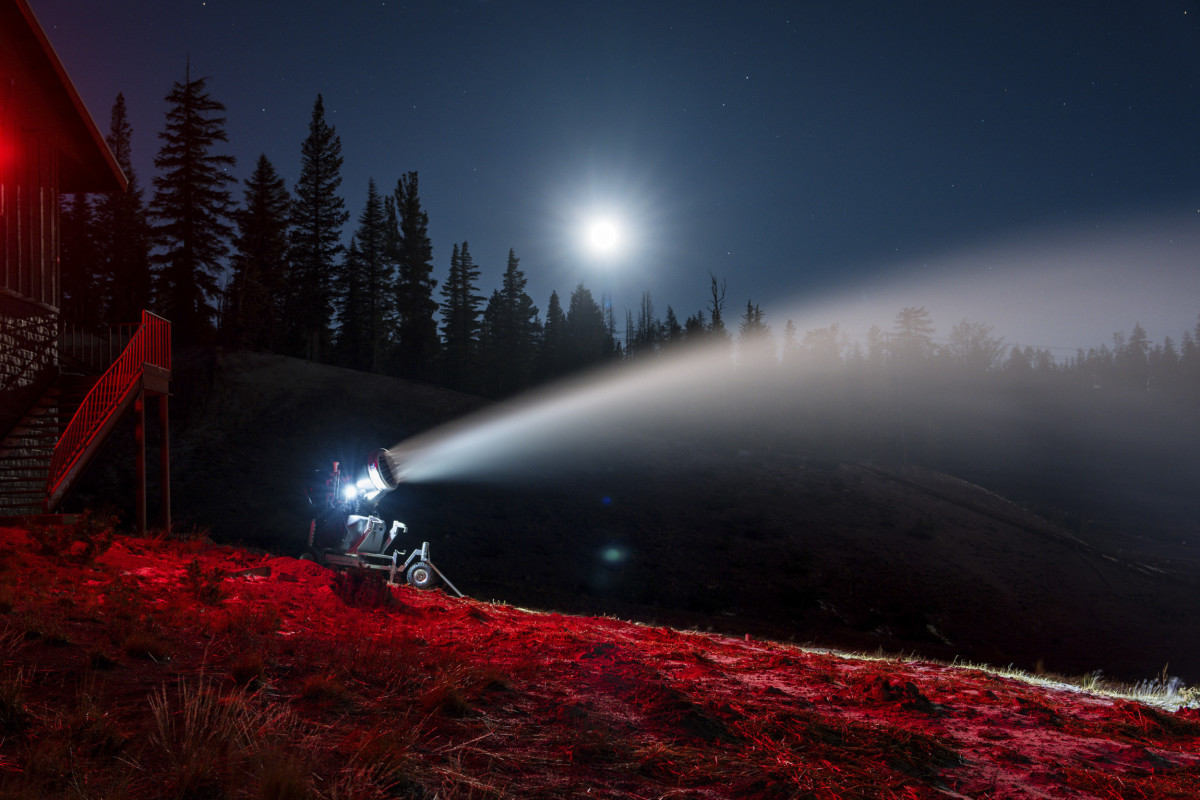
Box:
45;311;171;507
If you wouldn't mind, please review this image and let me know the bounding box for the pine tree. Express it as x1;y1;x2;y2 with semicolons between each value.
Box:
479;289;505;394
800;323;845;370
1116;322;1150;389
537;290;568;380
707;272;729;345
1180;329;1200;391
226;154;291;351
286;95;348;361
59;193;99;328
335;179;391;371
1150;336;1177;389
388;172;439;380
684;310;707;340
737;300;773;366
94;93;152;326
662;306;683;349
333;236;366;367
945;319;1005;374
479;248;539;395
440;241;484;390
630;291;660;358
604;293;623;360
564;283;610;371
891;306;935;366
781;319;799;365
150;70;236;347
624;309;635;361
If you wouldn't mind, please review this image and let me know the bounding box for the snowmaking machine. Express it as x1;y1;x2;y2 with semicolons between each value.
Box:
304;449;462;597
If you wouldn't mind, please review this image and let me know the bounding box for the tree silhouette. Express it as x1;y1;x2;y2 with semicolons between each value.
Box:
662;306;683;349
1180;327;1200;393
537;290;569;380
226;154;290;351
684;310;707;340
737;300;772;366
478;249;539;396
59;193;98;328
150;70;236;348
388;172;439;380
707;273;729;344
564;283;611;371
1115;322;1150;389
286;95;348;361
799;323;845;371
440;241;484;390
945;319;1005;374
629;291;660;357
94;93;152;327
890;306;936;366
334;179;391;371
780;319;799;366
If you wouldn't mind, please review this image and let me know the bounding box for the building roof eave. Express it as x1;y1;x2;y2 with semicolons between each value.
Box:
8;0;128;194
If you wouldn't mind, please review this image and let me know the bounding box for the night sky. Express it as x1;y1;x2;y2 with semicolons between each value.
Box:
27;1;1200;353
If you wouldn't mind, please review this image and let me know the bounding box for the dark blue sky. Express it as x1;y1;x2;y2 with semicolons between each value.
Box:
29;1;1200;351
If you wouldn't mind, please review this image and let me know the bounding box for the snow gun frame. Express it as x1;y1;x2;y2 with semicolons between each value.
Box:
305;451;463;598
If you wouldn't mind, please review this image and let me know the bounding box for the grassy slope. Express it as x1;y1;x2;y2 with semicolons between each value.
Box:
67;349;1200;683
0;522;1198;799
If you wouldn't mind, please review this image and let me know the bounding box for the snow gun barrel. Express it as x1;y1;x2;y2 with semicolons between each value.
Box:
363;448;402;496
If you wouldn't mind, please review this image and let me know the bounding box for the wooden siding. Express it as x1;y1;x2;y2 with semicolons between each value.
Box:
1;132;60;309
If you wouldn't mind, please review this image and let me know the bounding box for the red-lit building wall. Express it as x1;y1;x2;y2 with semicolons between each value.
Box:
0;0;123;436
1;126;61;308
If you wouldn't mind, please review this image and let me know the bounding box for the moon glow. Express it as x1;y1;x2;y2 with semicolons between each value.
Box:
585;218;622;256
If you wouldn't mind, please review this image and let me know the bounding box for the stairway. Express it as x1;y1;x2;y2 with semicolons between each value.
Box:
0;376;96;516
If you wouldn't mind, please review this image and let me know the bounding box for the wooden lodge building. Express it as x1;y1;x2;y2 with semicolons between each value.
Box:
1;0;170;528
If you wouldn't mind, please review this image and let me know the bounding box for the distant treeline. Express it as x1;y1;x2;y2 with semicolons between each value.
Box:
59;80;1200;417
723;306;1200;538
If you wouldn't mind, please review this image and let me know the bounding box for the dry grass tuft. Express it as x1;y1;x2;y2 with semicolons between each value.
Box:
250;747;315;800
226;602;284;637
331;569;398;610
338;721;426;796
299;672;353;705
63;687;126;759
184;558;229;606
0;667;31;733
148;675;308;799
229;650;268;686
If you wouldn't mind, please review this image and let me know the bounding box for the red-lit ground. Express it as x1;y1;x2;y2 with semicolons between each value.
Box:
1;523;1197;798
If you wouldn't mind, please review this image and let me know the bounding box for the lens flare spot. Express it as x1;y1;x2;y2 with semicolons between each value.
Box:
601;546;627;565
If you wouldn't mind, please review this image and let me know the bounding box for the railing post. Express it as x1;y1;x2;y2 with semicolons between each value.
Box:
159;391;171;535
135;389;146;536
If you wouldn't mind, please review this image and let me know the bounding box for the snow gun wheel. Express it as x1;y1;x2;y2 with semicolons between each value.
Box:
406;562;438;590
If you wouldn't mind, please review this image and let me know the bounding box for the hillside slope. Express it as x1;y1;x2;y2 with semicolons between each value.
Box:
1;523;1198;799
68;349;1200;683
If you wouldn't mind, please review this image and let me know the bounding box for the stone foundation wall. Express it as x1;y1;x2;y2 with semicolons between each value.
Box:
0;290;57;436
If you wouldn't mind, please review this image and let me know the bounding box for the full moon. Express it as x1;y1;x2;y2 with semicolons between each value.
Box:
584;218;622;256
